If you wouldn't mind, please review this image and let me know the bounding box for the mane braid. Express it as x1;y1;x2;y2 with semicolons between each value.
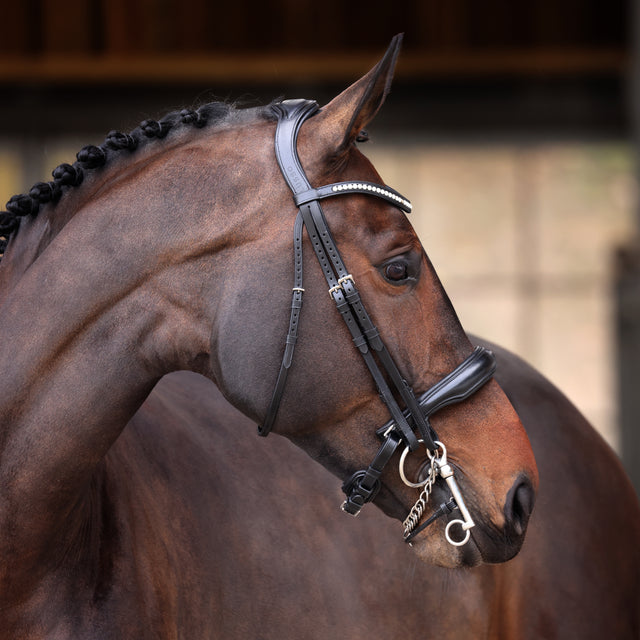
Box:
0;100;271;261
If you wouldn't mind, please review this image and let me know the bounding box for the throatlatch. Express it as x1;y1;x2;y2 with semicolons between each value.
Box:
260;98;497;546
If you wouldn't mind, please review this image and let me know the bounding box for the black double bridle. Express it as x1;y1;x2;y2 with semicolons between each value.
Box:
259;99;496;539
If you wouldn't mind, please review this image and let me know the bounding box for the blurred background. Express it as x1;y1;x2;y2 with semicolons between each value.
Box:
1;0;638;492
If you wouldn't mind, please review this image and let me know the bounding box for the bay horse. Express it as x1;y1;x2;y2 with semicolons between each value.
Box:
147;362;640;639
0;35;636;638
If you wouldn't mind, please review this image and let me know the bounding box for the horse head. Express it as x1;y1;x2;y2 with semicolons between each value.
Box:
207;36;539;567
0;36;537;575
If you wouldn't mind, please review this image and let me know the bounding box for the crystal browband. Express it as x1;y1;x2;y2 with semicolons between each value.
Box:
293;181;412;213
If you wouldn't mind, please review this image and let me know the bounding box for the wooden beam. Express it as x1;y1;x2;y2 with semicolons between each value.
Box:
0;48;627;85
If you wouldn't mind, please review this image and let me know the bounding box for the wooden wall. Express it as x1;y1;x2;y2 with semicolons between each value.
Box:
0;0;629;83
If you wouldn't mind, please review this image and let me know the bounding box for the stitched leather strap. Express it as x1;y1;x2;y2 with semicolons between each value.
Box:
298;200;421;449
296;148;435;451
272;99;318;194
258;212;305;436
260;98;424;449
375;346;497;439
261;98;497;520
341;430;402;515
344;347;496;517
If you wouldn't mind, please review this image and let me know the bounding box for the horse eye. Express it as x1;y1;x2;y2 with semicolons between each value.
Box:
384;261;408;281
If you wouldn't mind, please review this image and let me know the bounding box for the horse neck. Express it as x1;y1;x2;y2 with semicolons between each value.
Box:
0;134;201;300
0;122;273;582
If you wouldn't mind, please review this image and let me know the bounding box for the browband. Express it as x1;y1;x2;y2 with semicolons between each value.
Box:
294;182;411;213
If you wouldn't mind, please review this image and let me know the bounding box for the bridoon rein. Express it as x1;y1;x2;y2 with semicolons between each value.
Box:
259;99;496;546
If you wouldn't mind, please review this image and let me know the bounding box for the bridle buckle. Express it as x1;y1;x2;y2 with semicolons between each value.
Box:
328;274;354;297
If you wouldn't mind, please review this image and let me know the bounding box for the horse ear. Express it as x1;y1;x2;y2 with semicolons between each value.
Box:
315;34;403;154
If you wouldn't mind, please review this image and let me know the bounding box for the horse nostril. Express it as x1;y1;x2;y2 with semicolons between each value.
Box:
505;476;535;536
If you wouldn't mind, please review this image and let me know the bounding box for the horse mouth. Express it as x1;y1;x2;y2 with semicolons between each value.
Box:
459;530;484;566
401;501;484;567
370;445;533;566
379;462;530;567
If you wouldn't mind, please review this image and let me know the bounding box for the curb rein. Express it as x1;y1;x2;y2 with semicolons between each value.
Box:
258;99;496;547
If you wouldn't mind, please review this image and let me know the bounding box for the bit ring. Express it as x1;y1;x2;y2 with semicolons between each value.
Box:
399;440;445;488
445;519;472;546
398;440;431;488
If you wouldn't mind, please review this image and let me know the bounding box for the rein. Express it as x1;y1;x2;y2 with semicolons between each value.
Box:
260;99;496;546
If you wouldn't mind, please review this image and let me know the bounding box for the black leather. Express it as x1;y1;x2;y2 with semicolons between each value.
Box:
341;430;401;515
260;98;423;452
260;98;497;520
271;100;319;195
376;346;497;439
257;212;305;436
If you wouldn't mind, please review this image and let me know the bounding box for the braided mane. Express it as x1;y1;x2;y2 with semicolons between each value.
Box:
0;101;275;261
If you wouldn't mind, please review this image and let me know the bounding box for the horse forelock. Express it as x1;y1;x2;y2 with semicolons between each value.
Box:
0;100;278;266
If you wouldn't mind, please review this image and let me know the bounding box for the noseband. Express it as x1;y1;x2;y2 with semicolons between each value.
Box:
260;99;496;546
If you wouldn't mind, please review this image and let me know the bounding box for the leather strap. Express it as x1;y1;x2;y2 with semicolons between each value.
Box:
258;212;305;436
260;98;425;450
376;346;497;439
294;182;411;213
272;99;318;194
345;347;496;517
298;200;421;450
341;430;402;515
260;98;498;520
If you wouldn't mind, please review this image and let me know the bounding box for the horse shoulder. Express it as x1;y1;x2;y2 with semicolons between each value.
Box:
124;373;501;639
139;373;501;639
0;373;222;638
482;339;640;639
